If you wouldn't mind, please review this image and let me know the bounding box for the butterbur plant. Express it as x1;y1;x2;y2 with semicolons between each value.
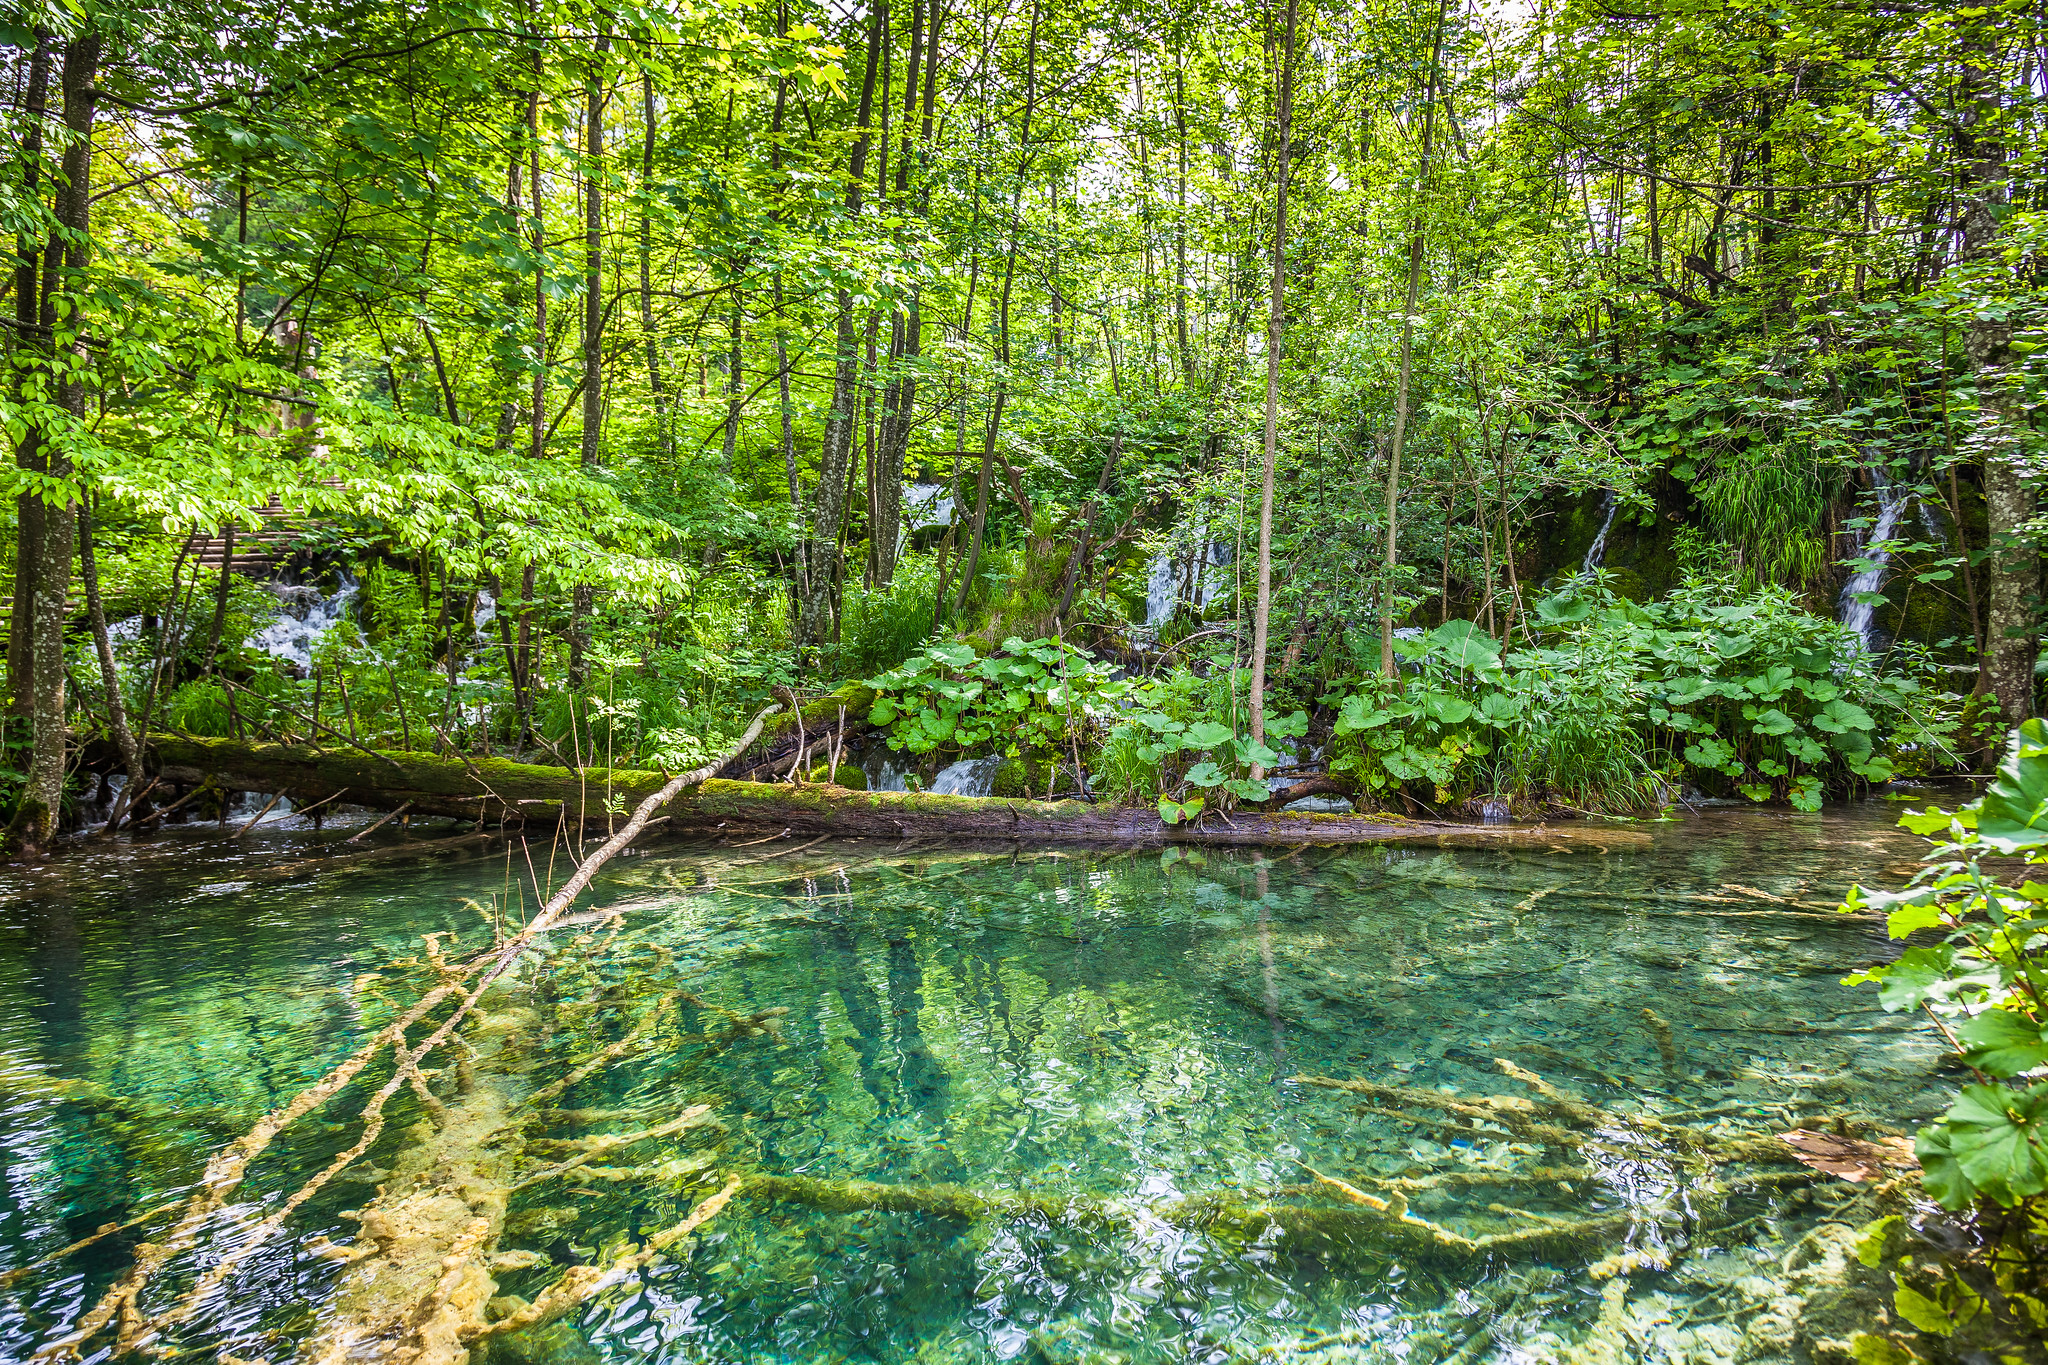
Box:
864;637;1129;761
1839;722;2048;1354
1128;706;1308;823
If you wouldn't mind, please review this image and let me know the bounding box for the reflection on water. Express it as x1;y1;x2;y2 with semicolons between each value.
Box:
0;801;1949;1362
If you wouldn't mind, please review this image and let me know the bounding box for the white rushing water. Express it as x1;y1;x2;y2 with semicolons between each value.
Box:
1581;489;1619;574
930;753;1005;797
1143;541;1234;627
1839;475;1908;653
904;483;956;530
863;749;912;792
247;572;358;673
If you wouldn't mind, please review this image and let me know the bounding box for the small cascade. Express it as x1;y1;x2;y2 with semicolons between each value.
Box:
1839;475;1908;653
904;483;955;530
863;748;912;793
472;587;498;637
930;753;1004;797
227;789;294;825
247;572;358;674
1142;539;1234;628
1144;553;1178;626
1580;490;1619;574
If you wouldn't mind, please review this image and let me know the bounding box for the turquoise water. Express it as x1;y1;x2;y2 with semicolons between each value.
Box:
0;802;1948;1362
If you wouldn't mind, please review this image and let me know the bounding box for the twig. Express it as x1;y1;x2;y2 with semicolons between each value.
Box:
344;801;413;844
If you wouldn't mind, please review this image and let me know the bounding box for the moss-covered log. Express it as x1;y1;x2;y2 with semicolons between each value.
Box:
144;733;1652;850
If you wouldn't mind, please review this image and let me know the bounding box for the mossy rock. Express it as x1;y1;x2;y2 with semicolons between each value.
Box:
990;756;1057;798
804;763;868;790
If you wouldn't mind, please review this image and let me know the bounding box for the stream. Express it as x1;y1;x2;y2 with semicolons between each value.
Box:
0;799;1950;1362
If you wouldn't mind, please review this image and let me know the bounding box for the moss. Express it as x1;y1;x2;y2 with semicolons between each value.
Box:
805;763;868;790
990;756;1057;798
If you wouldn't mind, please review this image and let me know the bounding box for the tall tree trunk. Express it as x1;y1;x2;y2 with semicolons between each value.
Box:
1249;0;1299;775
1379;8;1443;680
1960;24;2036;724
8;30;52;721
801;0;887;644
722;295;742;481
954;0;1038;616
520;33;547;716
570;27;610;689
641;73;670;460
13;30;97;854
872;0;937;589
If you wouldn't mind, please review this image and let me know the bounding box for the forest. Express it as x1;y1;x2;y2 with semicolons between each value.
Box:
3;0;2048;1359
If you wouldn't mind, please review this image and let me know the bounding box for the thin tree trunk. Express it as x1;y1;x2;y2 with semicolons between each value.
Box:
802;0;888;643
1249;0;1299;773
641;73;669;459
570;26;610;689
1379;7;1443;680
80;503;143;827
204;521;236;673
1960;23;2036;723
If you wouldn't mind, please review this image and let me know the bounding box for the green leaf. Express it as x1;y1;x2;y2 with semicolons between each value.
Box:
1915;1123;1975;1208
1956;1011;2048;1078
1945;1081;2048;1205
1850;1332;1921;1365
1223;778;1269;800
1184;761;1228;788
1977;719;2048;852
1854;1215;1901;1268
1185;721;1234;749
1750;708;1797;737
1872;946;1957;1011
1534;592;1592;624
1891;1282;1957;1337
1267;709;1310;740
1897;808;1957;837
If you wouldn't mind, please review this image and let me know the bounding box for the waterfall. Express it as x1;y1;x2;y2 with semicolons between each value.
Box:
1143;538;1234;627
1580;490;1619;574
930;754;1005;797
905;482;955;530
246;572;358;673
1839;476;1908;653
1144;553;1178;626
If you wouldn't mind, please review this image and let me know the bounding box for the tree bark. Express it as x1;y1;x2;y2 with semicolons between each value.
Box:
1378;10;1442;680
140;733;1648;851
12;30;97;854
78;503;144;827
1960;22;2037;723
8;29;53;721
640;72;670;460
802;0;888;644
570;26;610;689
1250;0;1299;772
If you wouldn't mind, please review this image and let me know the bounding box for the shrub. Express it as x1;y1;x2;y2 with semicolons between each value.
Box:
1323;576;1955;814
1839;723;2048;1357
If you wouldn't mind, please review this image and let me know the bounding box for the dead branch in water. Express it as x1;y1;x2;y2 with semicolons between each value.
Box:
43;707;779;1364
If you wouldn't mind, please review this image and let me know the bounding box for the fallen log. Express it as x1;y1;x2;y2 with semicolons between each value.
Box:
144;733;1651;851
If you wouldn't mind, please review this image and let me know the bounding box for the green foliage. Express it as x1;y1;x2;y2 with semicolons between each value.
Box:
837;554;942;678
1843;722;2048;1210
1325;578;1951;813
864;637;1127;762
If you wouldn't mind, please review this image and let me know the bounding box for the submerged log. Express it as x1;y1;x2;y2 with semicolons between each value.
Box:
144;733;1653;850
